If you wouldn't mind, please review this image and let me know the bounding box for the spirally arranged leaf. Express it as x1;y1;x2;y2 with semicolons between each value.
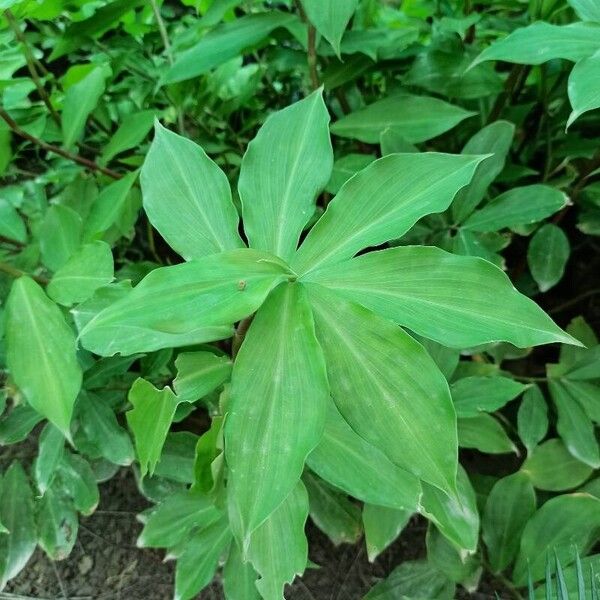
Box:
306;246;576;348
293;153;485;273
329;94;475;143
225;283;329;546
246;482;310;600
301;0;359;57
141;122;243;261
306;401;421;511
77;249;289;356
307;284;457;495
471;22;600;67
6;277;82;435
568;51;600;127
238;89;332;261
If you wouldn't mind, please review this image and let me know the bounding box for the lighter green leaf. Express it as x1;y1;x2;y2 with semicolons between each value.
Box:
528;224;570;292
6;277;82;435
126;378;181;478
568;0;600;21
0;198;26;243
56;453;99;516
0;463;36;588
568;51;600;127
458;413;517;454
62;67;106;149
325;153;374;195
307;284;457;494
451;376;525;417
482;472;536;573
47;241;114;306
162;12;296;84
560;379;600;423
306;246;576;348
363;504;412;562
100;110;155;164
174;516;231;600
223;542;260;600
34;424;65;495
37;485;78;561
77;249;288;356
330;94;475;143
550;380;600;468
247;482;309;600
173;351;232;402
420;466;479;553
225;283;329;545
293;153;484;274
521;439;593;491
239;89;332;261
301;0;359;57
518;385;549;454
307;401;421;510
512;493;600;585
39;205;82;271
472;22;600;67
141;122;243;261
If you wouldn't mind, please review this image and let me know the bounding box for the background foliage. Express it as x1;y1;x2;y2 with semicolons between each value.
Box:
1;0;600;598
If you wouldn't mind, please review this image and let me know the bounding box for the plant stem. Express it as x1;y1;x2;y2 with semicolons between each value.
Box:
487;65;530;123
294;0;320;90
0;234;25;249
5;10;61;127
549;288;600;315
0;107;122;179
232;315;254;360
0;261;48;285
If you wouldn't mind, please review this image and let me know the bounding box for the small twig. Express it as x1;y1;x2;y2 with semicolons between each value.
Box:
0;107;122;179
487;65;530;123
232;315;254;360
50;560;70;600
0;234;25;249
0;261;48;285
549;288;600;315
150;0;173;65
294;0;320;90
571;149;600;200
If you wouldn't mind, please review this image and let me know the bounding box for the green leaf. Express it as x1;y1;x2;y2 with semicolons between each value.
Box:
482;472;536;573
141;122;243;261
223;542;260;600
471;22;600;67
560;379;600;424
0;406;43;445
306;401;421;510
74;392;134;466
306;246;575;348
329;94;475;143
325;153;375;195
137;491;222;548
100;110;155;164
126;378;181;478
239;89;332;261
34;424;65;495
518;385;549;454
162;12;296;84
37;485;78;560
420;466;479;553
301;0;359;57
549;381;600;468
304;472;362;546
363;504;412;562
62;67;106;149
458;413;517;454
293;153;484;273
462;185;568;232
0;198;26;243
568;0;600;21
77;249;288;356
0;462;36;588
512;493;600;585
451;376;525;417
427;524;481;585
247;482;309;599
534;554;600;599
6;277;82;436
82;170;138;240
521;439;594;491
225;283;329;544
47;241;114;306
451;120;515;223
568;51;600;127
364;560;455;599
307;284;457;495
173;351;232;402
174;516;231;600
39;205;83;271
528;224;570;292
56;453;99;516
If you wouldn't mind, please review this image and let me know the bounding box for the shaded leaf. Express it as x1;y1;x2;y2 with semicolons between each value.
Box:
363;504;412;562
518;385;549;454
301;0;359;57
173;352;232;403
528;224;570;292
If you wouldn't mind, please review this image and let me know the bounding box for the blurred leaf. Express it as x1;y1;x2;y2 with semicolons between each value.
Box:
173;352;231;403
528;224;570;292
363;504;412;562
0;405;43;445
56;453;99;516
518;385;549;454
567;0;600;21
37;485;78;561
301;0;359;57
39;205;82;271
34;424;65;495
223;541;260;600
0;198;26;243
100;110;155;164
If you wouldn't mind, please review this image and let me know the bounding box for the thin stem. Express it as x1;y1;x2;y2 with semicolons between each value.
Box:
0;107;122;179
549;288;600;315
232;315;254;360
572;149;600;200
0;234;25;248
0;261;48;285
150;0;173;65
5;10;61;126
487;65;530;123
294;0;320;90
